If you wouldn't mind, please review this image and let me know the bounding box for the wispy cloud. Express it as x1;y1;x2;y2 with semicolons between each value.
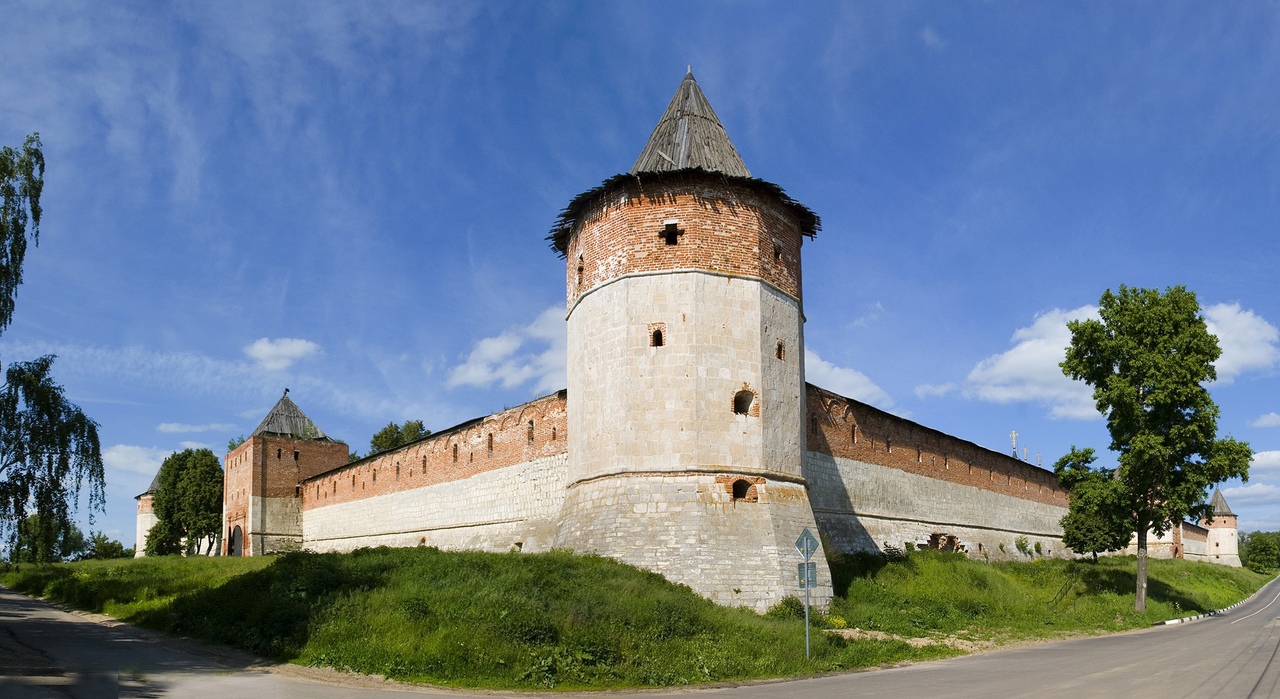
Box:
157;422;235;434
1251;413;1280;428
1204;302;1280;383
1223;482;1280;507
920;26;947;52
1248;450;1280;477
963;306;1099;420
179;441;212;451
959;302;1280;419
102;444;171;478
805;349;893;409
244;338;322;372
915;382;957;399
446;306;566;396
0;339;445;426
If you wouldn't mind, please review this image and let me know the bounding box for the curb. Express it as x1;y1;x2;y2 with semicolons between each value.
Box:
1152;576;1276;626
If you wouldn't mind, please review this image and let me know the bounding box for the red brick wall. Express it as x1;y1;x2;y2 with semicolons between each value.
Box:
1182;523;1209;542
301;391;568;511
566;178;805;308
806;384;1068;507
222;440;253;552
222;435;349;554
136;494;153;515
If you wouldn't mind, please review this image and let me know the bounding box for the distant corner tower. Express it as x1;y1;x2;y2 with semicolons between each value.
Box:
221;390;348;556
1202;488;1241;567
548;70;831;611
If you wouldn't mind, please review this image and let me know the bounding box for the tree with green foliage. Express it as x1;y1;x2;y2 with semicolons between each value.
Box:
369;419;430;456
0;133;105;556
227;435;246;451
147;448;224;555
8;513;87;563
85;531;132;559
1241;531;1280;574
1061;285;1253;610
1054;448;1133;562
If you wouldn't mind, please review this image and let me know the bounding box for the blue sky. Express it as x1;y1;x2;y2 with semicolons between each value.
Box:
2;2;1279;547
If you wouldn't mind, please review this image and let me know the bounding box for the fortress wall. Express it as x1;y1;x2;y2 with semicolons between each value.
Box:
1182;523;1209;561
302;453;568;553
301;392;567;511
806;385;1068;509
804;385;1069;558
806;451;1067;558
554;472;831;613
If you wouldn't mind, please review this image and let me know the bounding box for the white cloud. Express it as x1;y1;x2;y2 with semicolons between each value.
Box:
805;349;893;410
1222;482;1280;507
963;306;1100;420
914;383;957;399
157;422;235;433
446;306;566;396
1251;413;1280;428
1248;450;1280;477
179;441;212;451
102;445;170;478
920;26;947;51
243;338;322;371
1204;303;1280;383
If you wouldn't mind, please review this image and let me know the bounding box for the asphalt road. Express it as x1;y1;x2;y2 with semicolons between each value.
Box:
2;576;1279;698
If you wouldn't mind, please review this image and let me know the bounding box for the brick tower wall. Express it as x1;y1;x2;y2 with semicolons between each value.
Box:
555;176;832;612
134;494;156;558
1203;513;1241;566
223;434;349;556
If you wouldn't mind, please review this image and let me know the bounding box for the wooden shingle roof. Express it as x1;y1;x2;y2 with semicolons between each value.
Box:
252;390;329;440
547;71;820;256
631;70;750;177
1209;488;1236;517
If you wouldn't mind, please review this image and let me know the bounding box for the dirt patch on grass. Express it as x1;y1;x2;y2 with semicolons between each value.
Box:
830;628;996;653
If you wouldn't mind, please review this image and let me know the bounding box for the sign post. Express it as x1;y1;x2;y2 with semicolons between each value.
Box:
795;528;819;659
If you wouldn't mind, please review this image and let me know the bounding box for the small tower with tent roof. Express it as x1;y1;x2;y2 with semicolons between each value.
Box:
133;471;160;557
222;390;348;556
1201;487;1241;567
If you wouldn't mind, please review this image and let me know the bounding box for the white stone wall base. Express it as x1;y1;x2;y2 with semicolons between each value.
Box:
554;472;833;612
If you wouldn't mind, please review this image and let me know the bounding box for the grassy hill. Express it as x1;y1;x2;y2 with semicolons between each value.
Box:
2;547;1270;689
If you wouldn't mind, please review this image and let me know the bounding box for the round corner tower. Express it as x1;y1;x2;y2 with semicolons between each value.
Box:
1202;487;1241;567
550;72;832;611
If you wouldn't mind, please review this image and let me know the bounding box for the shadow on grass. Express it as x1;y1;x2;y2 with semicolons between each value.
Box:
1069;561;1211;613
131;550;390;660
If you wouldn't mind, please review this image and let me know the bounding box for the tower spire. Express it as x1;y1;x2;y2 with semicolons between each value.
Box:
631;72;750;177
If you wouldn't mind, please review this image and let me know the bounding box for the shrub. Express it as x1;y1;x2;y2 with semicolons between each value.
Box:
1015;536;1031;556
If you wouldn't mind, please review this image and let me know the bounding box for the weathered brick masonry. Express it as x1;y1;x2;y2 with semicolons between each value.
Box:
298;392;569;553
566;178;804;309
805;384;1069;559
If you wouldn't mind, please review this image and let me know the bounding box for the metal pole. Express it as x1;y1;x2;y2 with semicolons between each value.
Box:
804;584;811;659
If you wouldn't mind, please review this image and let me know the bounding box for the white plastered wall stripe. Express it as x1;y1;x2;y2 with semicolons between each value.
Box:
806;452;1068;558
303;454;568;554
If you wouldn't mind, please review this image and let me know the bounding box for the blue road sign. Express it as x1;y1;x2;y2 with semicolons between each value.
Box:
795;528;819;561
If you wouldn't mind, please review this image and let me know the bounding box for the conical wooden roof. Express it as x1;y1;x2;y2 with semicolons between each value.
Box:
252;390;329;440
1209;488;1235;517
631;71;751;177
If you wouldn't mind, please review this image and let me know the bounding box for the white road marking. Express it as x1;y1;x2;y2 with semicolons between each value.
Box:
1231;586;1280;625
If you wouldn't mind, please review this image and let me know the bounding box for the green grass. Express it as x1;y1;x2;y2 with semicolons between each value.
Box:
828;550;1271;643
1;547;947;688
2;547;1270;689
